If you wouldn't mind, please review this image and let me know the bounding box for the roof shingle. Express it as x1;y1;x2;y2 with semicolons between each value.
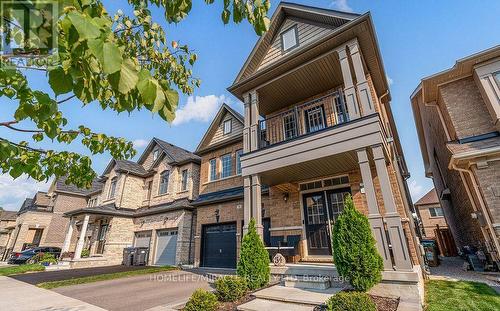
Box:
415;188;439;206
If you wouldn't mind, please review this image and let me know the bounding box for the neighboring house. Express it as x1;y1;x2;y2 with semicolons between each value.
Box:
192;2;423;282
0;210;17;260
411;45;500;268
61;138;201;268
415;189;456;256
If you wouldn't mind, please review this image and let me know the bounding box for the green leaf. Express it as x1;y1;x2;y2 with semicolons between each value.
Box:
67;11;101;40
87;38;104;63
137;70;157;105
48;68;73;96
117;59;138;94
103;42;122;74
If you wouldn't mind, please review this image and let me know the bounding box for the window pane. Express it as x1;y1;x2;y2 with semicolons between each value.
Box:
236;150;243;174
209;159;217;181
181;169;188;191
283;113;297;140
282;27;297;51
494;72;500;88
305;106;325;133
109;178;117;198
223;120;232;134
221;154;232;178
159;171;169;194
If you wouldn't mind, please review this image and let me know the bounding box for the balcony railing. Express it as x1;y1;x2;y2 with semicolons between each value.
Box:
258;91;349;149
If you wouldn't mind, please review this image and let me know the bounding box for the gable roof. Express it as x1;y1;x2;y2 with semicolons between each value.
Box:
102;159;151;178
415;189;439;206
0;210;17;221
137;138;201;167
195;103;244;154
54;176;104;196
232;2;360;85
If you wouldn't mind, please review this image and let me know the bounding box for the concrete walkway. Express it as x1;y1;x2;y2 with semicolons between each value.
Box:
0;276;104;311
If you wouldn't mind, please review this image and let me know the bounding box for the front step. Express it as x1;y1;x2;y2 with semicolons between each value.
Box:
271;263;339;279
238;298;313;311
253;285;340;306
283;276;331;290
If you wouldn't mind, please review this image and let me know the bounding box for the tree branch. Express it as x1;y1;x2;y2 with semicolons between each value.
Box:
0;120;19;126
57;95;76;104
0;138;47;154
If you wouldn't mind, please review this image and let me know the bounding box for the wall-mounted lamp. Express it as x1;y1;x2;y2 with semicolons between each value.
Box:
215;209;220;223
282;192;289;202
163;216;169;224
360;183;365;194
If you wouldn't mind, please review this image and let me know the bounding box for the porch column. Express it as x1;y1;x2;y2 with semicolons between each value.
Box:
243;93;251;153
249;90;260;151
251;175;263;237
74;214;90;260
243;176;252;234
372;145;413;271
336;46;360;120
356;148;392;269
61;217;75;253
348;39;375;115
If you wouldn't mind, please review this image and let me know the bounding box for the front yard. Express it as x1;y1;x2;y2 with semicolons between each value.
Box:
425;280;500;311
0;264;45;276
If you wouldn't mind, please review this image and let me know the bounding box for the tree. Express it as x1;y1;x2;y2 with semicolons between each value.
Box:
237;218;270;290
0;0;270;188
332;194;383;291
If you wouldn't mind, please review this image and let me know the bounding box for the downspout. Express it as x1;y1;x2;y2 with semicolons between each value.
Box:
451;163;500;262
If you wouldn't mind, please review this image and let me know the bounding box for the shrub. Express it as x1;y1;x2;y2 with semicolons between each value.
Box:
214;276;247;302
326;291;377;311
184;289;218;311
81;249;90;258
332;195;383;291
29;253;57;265
237;218;270;290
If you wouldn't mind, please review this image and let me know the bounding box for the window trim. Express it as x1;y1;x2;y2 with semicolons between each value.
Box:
223;119;232;135
280;24;299;53
494;71;500;88
236;149;243;175
220;153;232;179
181;169;188;191
304;105;327;133
209;158;217;181
429;207;444;218
282;112;297;140
108;177;117;199
158;170;170;195
153;149;159;161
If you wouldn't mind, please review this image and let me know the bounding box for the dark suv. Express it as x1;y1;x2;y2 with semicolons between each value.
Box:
8;247;61;264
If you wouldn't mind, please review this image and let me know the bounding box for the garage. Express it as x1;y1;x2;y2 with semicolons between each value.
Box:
155;229;178;266
134;231;151;248
201;222;237;268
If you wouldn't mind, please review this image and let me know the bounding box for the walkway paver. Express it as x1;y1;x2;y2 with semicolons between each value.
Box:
0;276;104;311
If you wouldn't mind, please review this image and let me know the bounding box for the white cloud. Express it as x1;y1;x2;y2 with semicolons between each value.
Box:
330;0;353;12
133;139;149;148
172;95;228;126
387;75;394;85
408;179;424;201
0;174;50;211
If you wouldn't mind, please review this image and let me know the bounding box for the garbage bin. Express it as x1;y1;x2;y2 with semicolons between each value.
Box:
123;247;135;266
422;239;439;267
133;247;149;266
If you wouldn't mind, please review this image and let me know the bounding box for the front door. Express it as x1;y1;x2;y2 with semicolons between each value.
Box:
303;192;330;255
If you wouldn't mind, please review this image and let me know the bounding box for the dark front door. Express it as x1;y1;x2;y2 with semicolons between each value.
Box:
325;187;351;225
202;222;237;268
262;218;271;247
303;192;331;255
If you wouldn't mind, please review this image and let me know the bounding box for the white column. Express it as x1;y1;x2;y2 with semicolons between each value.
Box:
243;93;251;153
249;90;259;152
357;148;392;269
61;217;75;253
337;46;360;120
251;175;263;237
74;214;90;260
372;145;413;271
243;176;252;234
349;39;375;115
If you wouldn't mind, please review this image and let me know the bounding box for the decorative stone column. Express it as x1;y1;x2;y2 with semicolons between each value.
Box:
61;217;75;254
357;148;392;269
74;214;90;260
372;145;413;271
249;90;260;152
243;176;252;234
336;46;360;120
251;175;263;237
348;39;375;115
243;93;251;153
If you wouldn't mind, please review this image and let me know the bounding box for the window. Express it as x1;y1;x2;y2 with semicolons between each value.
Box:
429;207;444;217
333;94;349;124
153;149;159;161
494;71;500;88
159;170;169;194
221;154;232;178
209;158;217;181
181;169;188;191
283;113;297;140
108;177;117;199
236;149;243;175
305;105;326;133
280;25;298;52
144;181;152;200
223;119;232;135
87;197;97;207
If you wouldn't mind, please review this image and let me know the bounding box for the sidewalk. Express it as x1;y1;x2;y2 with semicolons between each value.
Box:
0;276;105;311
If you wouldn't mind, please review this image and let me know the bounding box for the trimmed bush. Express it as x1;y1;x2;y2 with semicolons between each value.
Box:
326;291;377;311
81;249;90;258
214;275;247;302
184;289;218;311
29;252;57;265
332;195;383;291
237;218;270;290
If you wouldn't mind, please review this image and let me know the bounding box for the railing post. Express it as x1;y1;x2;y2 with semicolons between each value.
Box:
294;106;300;136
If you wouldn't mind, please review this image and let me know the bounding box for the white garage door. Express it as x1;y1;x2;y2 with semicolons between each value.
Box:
155;229;178;266
134;231;152;248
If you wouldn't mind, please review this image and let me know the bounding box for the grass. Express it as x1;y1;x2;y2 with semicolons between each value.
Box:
0;264;45;276
426;280;500;311
38;265;177;289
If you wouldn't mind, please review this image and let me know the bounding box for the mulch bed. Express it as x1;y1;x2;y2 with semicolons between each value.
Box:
313;294;399;311
217;294;255;311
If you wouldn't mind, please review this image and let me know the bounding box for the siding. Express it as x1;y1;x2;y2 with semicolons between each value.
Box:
208;112;244;147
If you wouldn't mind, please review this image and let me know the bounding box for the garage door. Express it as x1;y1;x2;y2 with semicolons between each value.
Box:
155;229;178;266
202;223;237;268
134;231;151;248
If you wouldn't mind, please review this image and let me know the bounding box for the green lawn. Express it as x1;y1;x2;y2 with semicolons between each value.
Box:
426;280;500;311
0;264;45;276
38;266;177;289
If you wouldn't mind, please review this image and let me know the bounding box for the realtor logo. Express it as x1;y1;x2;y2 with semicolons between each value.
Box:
0;0;58;64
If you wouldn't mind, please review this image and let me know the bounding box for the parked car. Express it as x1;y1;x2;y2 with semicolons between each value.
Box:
8;247;61;264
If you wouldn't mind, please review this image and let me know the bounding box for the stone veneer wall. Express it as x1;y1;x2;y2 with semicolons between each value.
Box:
103;217;134;264
472;160;500;239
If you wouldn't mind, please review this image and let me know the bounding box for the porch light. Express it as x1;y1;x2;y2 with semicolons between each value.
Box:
215;209;220;223
360;183;365;194
163;216;169;224
282;192;289;202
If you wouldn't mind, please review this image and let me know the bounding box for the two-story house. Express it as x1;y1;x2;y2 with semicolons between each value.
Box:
61;138;201;268
193;2;423;282
0;210;17;260
412;45;500;269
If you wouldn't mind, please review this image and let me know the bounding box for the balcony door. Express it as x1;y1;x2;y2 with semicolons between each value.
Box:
302;187;351;256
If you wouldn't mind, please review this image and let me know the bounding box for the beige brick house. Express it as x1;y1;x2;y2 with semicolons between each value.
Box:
412;45;500;268
0;210;17;260
61;138;200;268
192;2;423;285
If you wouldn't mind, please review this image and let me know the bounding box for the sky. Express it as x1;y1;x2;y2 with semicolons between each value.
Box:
1;0;500;211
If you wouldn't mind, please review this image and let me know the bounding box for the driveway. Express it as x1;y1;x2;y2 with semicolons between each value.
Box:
52;270;212;311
